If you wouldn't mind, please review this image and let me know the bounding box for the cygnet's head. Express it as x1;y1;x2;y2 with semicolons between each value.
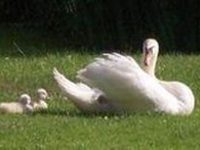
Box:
142;38;159;66
37;88;49;100
19;94;32;105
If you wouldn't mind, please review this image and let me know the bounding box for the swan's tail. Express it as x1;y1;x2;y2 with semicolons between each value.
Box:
53;68;100;111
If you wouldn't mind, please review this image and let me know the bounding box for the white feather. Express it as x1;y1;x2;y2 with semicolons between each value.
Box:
53;68;114;112
77;53;183;114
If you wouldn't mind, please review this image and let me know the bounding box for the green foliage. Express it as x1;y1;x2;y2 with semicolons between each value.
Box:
0;1;199;52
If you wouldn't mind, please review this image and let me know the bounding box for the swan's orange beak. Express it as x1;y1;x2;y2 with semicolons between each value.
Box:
144;48;152;66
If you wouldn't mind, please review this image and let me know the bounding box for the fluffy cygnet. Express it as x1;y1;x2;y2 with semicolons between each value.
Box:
0;94;33;114
32;88;49;111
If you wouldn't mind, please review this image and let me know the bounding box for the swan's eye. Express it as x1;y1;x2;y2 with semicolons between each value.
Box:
145;48;151;54
145;46;155;54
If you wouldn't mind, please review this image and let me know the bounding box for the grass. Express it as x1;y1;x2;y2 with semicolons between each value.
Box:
0;29;200;149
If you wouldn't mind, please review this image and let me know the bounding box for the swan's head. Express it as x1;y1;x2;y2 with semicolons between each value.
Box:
19;94;32;105
37;88;49;100
142;38;159;67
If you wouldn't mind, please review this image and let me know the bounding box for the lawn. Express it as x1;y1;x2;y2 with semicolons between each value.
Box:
0;30;200;149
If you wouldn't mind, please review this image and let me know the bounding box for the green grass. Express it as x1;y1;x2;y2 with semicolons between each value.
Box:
0;52;200;150
0;28;200;149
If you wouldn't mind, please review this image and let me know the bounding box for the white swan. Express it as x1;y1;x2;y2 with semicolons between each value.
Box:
0;94;33;114
53;39;195;115
32;88;49;111
141;39;195;114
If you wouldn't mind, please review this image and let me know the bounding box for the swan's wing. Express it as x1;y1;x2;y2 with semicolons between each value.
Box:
77;53;180;113
53;68;100;103
53;68;115;112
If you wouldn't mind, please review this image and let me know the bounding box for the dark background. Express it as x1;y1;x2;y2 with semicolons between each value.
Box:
0;0;199;53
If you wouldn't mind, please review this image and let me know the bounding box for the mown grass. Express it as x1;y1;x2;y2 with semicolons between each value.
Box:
0;52;200;150
0;28;200;149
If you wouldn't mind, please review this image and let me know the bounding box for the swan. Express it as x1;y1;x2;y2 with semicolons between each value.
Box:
141;39;195;114
0;94;33;114
32;88;49;111
53;39;195;115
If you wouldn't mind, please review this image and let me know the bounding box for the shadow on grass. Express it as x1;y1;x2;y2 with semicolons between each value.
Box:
31;107;164;119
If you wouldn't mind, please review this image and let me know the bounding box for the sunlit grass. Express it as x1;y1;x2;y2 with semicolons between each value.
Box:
0;52;200;149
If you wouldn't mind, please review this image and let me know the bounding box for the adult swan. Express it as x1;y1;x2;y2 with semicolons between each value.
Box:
53;39;195;115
